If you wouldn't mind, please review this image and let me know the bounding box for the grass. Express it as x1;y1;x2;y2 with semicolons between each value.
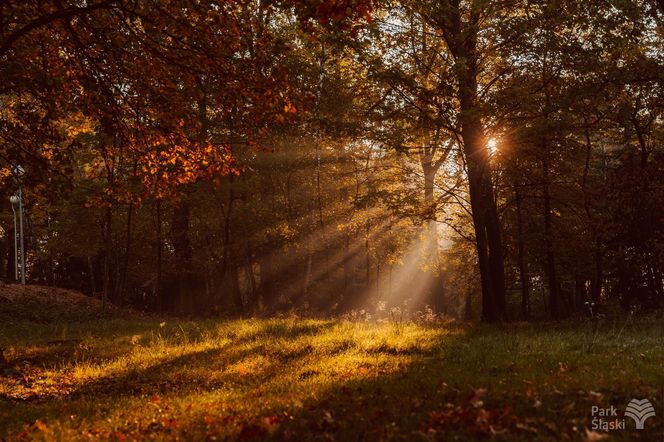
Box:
1;316;662;441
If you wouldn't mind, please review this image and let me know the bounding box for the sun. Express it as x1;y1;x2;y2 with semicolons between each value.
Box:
487;138;498;154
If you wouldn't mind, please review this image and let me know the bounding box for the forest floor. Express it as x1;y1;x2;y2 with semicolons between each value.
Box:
0;285;663;441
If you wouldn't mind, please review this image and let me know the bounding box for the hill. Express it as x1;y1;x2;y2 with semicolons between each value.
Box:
0;283;132;325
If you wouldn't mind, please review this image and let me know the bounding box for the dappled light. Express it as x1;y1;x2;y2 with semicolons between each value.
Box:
1;314;662;440
1;0;662;440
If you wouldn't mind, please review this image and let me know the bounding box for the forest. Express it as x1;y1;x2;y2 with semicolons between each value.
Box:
0;0;663;440
1;0;663;321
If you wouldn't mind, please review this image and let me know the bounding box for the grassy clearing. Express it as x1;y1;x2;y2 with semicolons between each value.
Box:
1;313;662;441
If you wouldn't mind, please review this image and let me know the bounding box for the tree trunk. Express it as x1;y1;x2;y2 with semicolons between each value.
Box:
450;7;506;321
365;221;371;289
260;254;277;310
171;200;192;313
231;264;243;314
590;244;603;303
117;160;137;304
155;200;163;312
581;120;603;306
542;154;561;318
422;158;445;311
457;38;506;322
102;205;113;311
464;288;473;321
574;273;586;313
245;262;258;314
343;233;351;293
514;181;530;320
116;199;133;305
303;251;313;305
87;256;96;295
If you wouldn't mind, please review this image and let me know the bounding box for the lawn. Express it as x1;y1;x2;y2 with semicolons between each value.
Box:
0;296;663;440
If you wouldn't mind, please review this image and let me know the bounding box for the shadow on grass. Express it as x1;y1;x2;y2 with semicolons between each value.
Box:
2;320;663;441
269;322;664;441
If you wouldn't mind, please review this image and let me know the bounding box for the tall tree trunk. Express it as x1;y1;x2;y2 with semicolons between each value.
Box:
102;205;113;311
421;153;445;311
582;120;603;306
100;135;116;310
376;260;381;297
155;200;163;312
365;221;371;288
260;254;277;310
514;181;530;320
590;243;603;303
171;200;192;313
651;265;664;308
87;256;96;295
168;81;207;314
245;243;258;314
449;3;506;321
464;288;473;321
231;264;243;314
117;160;137;304
116;199;133;304
303;251;313;304
343;233;351;293
574;273;586;313
542;154;561;318
219;174;237;311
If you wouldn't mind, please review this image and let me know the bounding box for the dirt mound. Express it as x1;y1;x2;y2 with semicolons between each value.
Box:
0;283;133;323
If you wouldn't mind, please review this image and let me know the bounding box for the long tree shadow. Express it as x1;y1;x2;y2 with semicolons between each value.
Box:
7;319;333;368
3;320;662;440
269;323;664;441
0;319;336;438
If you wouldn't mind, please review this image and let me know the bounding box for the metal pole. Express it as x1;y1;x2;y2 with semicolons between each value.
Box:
12;206;18;281
19;186;25;285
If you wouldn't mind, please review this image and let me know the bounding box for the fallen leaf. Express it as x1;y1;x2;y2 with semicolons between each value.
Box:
588;391;603;401
584;428;609;441
516;423;538;434
322;410;334;424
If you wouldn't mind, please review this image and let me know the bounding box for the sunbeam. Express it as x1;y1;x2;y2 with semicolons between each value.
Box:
272;216;396;306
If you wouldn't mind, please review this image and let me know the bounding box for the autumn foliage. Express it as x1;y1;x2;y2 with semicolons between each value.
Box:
0;0;371;201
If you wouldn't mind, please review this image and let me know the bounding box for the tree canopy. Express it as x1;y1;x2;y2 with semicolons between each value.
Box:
1;0;662;321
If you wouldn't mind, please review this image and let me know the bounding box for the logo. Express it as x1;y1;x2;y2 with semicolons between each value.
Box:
624;398;656;430
590;398;656;432
591;405;625;431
